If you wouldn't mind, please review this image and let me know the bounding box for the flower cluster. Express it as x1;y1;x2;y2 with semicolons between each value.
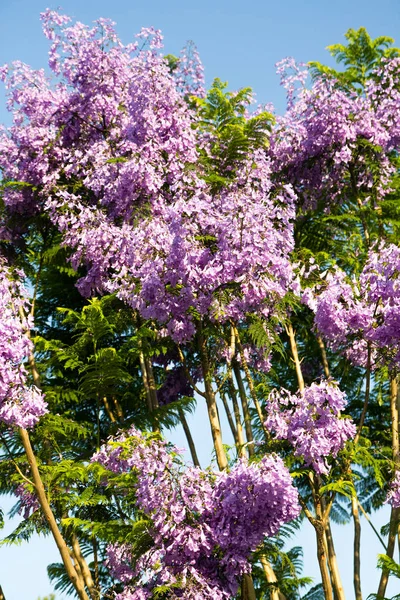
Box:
305;243;400;369
0;260;47;428
265;381;356;474
0;10;297;344
386;471;400;508
14;483;40;519
270;58;400;211
92;427;300;599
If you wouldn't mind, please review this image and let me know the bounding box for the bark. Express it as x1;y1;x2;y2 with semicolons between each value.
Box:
71;535;99;600
316;335;330;378
232;360;254;457
377;377;400;597
178;407;201;467
19;333;91;600
139;350;153;414
220;387;239;445
301;483;333;600
324;523;345;600
102;396;116;423
198;323;228;470
228;373;246;458
233;324;266;430
286;322;304;392
19;429;89;600
93;538;100;593
354;345;371;444
139;350;159;431
145;355;159;410
260;556;287;600
315;519;334;600
351;496;363;600
112;395;124;420
241;574;257;600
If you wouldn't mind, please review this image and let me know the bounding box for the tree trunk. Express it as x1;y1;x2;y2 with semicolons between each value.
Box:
228;373;246;458
351;496;362;600
19;429;90;600
232;360;254;456
325;522;346;600
178;407;201;467
260;555;288;600
241;574;257;600
377;376;400;597
286;322;305;392
198;323;228;470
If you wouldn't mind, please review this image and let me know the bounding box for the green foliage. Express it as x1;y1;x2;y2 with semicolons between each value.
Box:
309;27;400;91
192;78;274;189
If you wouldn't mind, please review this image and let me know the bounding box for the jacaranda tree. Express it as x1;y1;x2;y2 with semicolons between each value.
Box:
1;11;400;600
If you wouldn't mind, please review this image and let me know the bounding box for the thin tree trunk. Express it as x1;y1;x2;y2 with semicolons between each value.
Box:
139;350;153;414
286;322;305;392
112;395;124;420
20;333;91;600
232;360;254;456
93;538;100;593
260;556;288;600
198;323;228;470
71;535;99;600
19;429;90;600
324;522;345;600
145;356;159;410
377;376;400;597
232;324;266;430
228;373;246;458
316;335;330;378
351;496;362;600
315;516;334;600
102;396;116;423
241;574;257;600
178;407;201;467
220;387;239;445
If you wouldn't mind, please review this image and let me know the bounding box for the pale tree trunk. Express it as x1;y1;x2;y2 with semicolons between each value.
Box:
260;556;287;600
19;323;93;600
316;335;330;379
286;322;305;392
351;496;362;600
19;429;90;600
241;574;257;600
198;323;228;470
178;407;201;467
324;522;345;600
232;324;266;431
71;534;99;599
377;377;400;597
220;386;239;445
232;360;254;457
228;373;246;458
288;325;338;600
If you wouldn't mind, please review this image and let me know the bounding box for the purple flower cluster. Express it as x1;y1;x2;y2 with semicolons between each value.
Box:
0;11;297;344
305;243;400;369
270;59;400;211
0;261;47;428
92;427;300;599
14;483;40;519
386;471;400;508
265;381;356;474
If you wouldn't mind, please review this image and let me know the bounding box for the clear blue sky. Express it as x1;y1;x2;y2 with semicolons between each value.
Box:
1;0;400;598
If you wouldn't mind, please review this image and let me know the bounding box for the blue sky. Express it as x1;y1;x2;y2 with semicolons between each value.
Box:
1;0;400;598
